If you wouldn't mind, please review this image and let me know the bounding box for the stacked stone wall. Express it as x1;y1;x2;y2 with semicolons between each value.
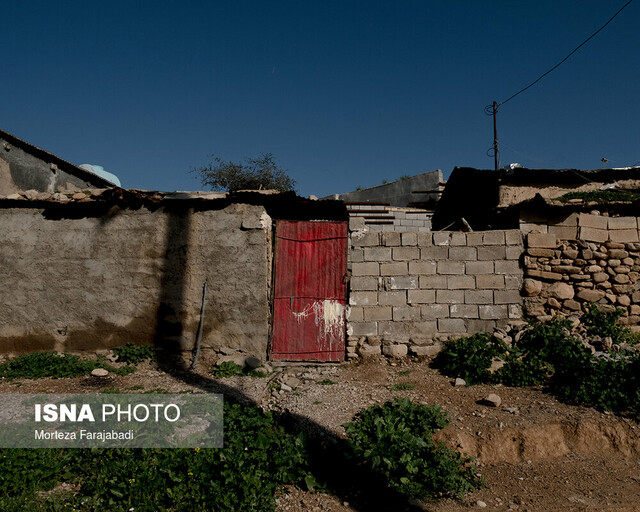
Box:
522;228;640;325
346;229;524;358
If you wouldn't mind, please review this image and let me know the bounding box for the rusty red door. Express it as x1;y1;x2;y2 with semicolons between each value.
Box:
271;220;348;361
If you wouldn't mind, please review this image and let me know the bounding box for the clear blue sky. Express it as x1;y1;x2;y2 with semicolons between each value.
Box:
3;1;639;197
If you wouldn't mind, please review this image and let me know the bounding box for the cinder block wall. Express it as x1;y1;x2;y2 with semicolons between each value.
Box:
346;228;524;357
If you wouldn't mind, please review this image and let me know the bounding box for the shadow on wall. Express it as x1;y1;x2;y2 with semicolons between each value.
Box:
154;203;192;354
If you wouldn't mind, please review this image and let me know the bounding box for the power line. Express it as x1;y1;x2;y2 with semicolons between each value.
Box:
498;0;635;107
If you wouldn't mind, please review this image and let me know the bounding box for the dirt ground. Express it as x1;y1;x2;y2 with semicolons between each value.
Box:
2;355;639;512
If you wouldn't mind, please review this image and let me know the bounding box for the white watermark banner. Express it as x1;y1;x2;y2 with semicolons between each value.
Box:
0;394;223;448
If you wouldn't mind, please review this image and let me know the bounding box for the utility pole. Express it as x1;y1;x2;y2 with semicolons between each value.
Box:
492;101;498;171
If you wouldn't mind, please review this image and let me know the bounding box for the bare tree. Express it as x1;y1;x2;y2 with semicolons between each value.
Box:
194;153;296;192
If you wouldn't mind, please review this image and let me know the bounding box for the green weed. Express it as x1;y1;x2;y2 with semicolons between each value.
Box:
344;398;482;500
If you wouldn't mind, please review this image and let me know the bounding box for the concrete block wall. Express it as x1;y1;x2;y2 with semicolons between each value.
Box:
347;205;432;232
347;229;524;357
521;212;640;243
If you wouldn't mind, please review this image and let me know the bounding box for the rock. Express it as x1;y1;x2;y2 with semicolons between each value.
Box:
284;376;301;388
476;501;487;508
550;282;574;300
36;192;51;200
95;349;110;357
280;383;292;392
576;289;605;302
617;295;631;307
593;272;609;283
7;193;22;200
522;279;542;297
489;359;505;373
23;189;39;200
359;344;382;357
503;407;519;414
219;346;237;355
52;192;70;202
547;297;562;309
382;344;408;358
72;192;86;200
454;378;466;387
608;249;629;259
564;299;581;311
481;394;502;407
91;368;109;377
410;344;442;357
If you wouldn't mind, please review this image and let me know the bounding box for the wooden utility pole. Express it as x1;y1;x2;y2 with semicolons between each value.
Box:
492;101;498;171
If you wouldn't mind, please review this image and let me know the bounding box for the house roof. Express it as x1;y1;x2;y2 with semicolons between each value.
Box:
0;127;115;188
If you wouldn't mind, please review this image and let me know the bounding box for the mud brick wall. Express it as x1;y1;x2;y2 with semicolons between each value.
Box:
522;230;640;326
0;203;272;356
346;229;524;358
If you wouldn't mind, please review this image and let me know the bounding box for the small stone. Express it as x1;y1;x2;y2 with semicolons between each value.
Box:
547;297;562;309
280;383;292;392
564;299;581;311
7;193;22;200
382;344;408;358
72;192;86;200
550;282;574;300
481;393;502;407
576;289;605;302
284;376;301;388
476;501;487;508
522;279;542;297
23;189;39;200
503;406;519;414
91;368;109;377
454;378;466;387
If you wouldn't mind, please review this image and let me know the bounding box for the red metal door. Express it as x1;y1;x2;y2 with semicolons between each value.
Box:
271;220;348;361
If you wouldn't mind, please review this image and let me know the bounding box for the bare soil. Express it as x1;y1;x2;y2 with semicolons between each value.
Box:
2;355;639;512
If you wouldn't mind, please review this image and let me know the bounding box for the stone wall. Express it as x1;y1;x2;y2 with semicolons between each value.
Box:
0;202;272;357
522;229;640;325
346;229;524;358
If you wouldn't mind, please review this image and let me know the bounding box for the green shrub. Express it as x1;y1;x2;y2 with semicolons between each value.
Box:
581;303;638;344
0;352;107;379
112;343;155;365
434;333;506;385
344;398;482;500
211;361;245;377
436;316;640;414
0;401;315;511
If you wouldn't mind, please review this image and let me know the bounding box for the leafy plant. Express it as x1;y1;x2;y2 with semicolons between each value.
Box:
433;333;507;385
318;379;336;385
581;303;635;343
0;352;129;380
436;316;640;414
211;361;245;378
112;343;155;365
0;401;315;511
344;398;482;500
